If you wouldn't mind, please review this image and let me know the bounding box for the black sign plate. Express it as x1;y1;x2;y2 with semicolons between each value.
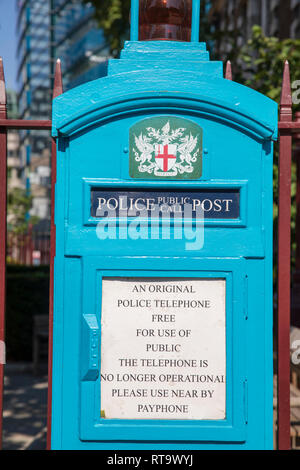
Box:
91;188;240;220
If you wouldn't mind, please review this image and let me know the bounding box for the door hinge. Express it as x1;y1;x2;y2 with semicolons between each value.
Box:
243;379;248;425
244;275;248;320
81;314;100;381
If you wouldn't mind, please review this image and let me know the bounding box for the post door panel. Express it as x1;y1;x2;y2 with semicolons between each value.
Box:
79;257;247;443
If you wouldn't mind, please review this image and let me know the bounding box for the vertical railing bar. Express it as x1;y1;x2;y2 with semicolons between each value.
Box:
28;224;33;266
14;235;16;264
40;235;43;265
26;227;29;265
130;0;140;41
0;57;7;450
48;233;50;265
47;59;63;451
191;0;201;42
277;60;293;450
43;236;47;265
24;232;27;266
23;232;27;265
21;234;25;265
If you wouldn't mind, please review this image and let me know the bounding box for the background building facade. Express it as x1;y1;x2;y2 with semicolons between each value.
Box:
16;0;109;223
7;90;23;193
16;0;53;221
209;0;300;56
51;0;109;90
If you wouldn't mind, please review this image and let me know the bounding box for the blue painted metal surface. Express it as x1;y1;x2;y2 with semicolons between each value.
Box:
191;0;201;42
130;0;140;41
51;35;277;449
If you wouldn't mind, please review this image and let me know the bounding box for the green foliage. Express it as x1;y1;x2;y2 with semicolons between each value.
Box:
234;26;300;274
236;26;300;104
83;0;130;56
5;266;49;361
7;188;38;235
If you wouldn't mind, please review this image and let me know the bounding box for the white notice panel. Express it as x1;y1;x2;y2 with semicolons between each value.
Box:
100;278;226;420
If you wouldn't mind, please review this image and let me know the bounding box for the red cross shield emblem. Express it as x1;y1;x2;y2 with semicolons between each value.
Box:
155;144;177;172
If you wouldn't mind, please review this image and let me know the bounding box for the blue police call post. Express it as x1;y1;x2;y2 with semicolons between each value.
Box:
51;0;278;450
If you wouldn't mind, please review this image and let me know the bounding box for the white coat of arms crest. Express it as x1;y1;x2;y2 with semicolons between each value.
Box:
130;117;203;180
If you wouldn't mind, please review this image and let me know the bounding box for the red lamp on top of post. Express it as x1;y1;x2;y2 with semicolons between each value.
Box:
139;0;193;41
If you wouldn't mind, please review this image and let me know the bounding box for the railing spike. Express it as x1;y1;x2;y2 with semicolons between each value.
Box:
0;58;7;114
225;60;232;81
52;59;63;100
280;60;292;122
